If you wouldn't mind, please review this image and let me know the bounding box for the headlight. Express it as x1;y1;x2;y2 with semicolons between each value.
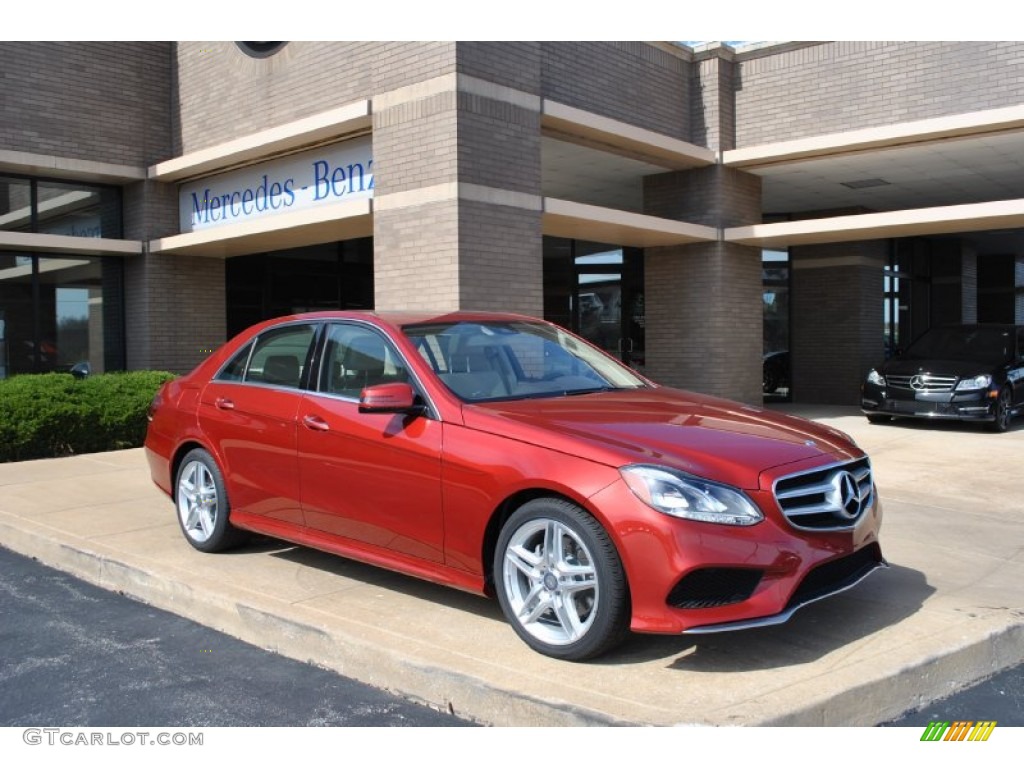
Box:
955;374;992;391
866;369;885;386
620;465;763;526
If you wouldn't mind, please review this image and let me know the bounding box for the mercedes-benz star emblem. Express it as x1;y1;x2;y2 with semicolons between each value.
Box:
830;471;863;519
910;375;925;390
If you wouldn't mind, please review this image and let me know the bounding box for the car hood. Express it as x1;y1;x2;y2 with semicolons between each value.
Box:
461;387;861;490
878;357;1001;377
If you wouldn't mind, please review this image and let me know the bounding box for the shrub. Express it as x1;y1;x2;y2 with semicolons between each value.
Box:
0;370;177;462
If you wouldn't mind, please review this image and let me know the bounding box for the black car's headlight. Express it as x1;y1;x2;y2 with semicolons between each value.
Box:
955;374;992;392
620;465;763;526
866;369;885;386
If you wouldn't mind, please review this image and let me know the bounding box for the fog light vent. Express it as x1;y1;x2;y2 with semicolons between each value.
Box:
667;568;763;609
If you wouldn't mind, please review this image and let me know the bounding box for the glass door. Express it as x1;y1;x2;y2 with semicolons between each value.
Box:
542;237;644;372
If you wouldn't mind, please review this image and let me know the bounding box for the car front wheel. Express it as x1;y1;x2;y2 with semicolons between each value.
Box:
175;448;244;552
990;386;1012;433
494;498;630;661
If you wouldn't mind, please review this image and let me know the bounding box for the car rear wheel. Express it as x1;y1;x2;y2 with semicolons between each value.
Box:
175;448;244;552
989;387;1012;433
494;498;630;661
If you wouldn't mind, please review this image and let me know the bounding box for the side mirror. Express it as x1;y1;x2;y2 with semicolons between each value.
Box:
359;382;420;414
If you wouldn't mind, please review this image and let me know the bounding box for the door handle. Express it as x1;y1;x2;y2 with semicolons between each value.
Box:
215;397;235;411
302;414;330;432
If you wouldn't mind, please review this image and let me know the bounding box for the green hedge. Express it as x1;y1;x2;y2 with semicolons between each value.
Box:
0;370;177;463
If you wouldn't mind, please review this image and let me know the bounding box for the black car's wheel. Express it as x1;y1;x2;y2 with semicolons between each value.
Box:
175;448;244;552
989;387;1013;433
763;368;778;394
494;498;630;661
866;414;891;424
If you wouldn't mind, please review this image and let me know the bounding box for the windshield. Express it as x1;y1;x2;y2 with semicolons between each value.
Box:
401;320;647;402
904;326;1014;364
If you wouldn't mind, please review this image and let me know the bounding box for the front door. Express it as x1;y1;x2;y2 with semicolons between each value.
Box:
296;322;445;563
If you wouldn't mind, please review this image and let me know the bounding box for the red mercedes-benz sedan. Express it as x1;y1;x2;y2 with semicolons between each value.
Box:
144;311;885;660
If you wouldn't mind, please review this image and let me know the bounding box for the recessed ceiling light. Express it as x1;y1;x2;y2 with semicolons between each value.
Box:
840;178;891;189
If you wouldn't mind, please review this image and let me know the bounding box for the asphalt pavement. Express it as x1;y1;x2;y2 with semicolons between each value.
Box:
0;546;470;727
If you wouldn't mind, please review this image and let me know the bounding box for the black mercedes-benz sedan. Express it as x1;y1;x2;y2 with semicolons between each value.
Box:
861;324;1024;432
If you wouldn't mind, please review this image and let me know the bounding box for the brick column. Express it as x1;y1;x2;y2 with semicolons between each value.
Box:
790;242;886;404
123;179;226;373
643;165;763;404
372;45;543;315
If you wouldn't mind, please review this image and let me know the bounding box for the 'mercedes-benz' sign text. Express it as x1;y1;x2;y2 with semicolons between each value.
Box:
178;136;373;232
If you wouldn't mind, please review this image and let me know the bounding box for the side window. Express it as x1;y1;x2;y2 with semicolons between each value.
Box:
1018;328;1024;360
222;324;317;389
216;341;254;382
319;324;408;399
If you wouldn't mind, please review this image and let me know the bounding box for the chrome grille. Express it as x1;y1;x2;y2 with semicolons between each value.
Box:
885;374;957;393
773;457;874;530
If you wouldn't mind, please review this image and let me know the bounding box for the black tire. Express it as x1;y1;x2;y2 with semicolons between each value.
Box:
763;369;778;394
866;414;891;424
493;498;630;661
989;387;1012;433
174;448;245;553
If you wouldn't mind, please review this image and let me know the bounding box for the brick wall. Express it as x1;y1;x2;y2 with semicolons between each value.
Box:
691;55;738;152
458;200;542;315
125;253;225;373
643;165;763;403
541;42;690;140
173;42;456;155
373;50;543;315
645;242;763;403
735;41;1024;146
0;42;171;166
375;199;460;311
457;42;542;93
790;242;887;404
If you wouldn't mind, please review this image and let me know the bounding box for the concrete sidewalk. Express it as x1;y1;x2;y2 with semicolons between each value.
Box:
1;407;1022;726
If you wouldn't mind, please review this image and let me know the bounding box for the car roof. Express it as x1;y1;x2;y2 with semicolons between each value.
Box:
265;310;544;327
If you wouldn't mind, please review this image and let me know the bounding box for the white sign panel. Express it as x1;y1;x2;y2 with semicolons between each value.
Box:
178;136;373;233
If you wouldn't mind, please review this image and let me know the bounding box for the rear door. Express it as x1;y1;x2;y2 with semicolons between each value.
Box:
198;321;319;525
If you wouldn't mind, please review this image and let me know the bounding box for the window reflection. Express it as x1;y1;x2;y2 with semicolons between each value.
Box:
0;254;123;377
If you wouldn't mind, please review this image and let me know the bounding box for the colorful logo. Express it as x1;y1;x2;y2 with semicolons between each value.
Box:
920;721;997;741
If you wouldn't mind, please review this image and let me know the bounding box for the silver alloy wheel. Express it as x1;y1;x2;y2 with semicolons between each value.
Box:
177;460;219;543
501;518;599;646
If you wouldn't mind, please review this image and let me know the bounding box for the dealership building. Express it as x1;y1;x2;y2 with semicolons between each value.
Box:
2;41;1023;404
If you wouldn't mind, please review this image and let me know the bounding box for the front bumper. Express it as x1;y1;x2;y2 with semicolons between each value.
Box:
588;467;885;635
861;383;997;422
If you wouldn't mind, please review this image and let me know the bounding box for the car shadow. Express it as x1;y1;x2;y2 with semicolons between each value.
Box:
248;536;932;668
593;563;933;668
264;542;506;623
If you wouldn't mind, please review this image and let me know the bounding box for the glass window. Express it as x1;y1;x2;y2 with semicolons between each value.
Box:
0;176;120;238
216;341;254;382
319;324;408;399
243;324;317;389
762;249;790;400
403;320;645;402
0;253;123;377
36;180;121;238
0;177;33;232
